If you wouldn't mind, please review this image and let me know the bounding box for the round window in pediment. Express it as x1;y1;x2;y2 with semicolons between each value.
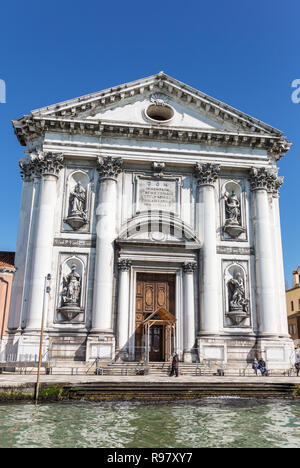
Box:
145;104;174;123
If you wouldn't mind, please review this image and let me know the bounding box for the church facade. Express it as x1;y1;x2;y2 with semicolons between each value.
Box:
6;73;295;371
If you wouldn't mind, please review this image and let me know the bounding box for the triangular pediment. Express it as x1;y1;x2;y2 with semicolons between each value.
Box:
29;72;282;136
14;72;292;159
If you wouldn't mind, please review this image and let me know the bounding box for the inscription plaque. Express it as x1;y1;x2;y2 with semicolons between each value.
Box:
137;177;179;214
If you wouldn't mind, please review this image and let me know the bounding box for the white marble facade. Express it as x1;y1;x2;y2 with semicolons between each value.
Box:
6;72;295;370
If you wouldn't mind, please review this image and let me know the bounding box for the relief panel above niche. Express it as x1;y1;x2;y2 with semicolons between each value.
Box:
134;175;181;216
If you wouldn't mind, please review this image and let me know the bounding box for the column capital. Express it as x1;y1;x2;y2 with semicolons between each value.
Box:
183;262;197;273
21;152;64;179
19;159;34;181
97;156;123;182
249;167;283;195
118;259;132;272
193;162;220;186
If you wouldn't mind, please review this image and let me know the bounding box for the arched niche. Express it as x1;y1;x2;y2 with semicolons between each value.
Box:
64;170;90;231
224;263;250;327
222;180;246;239
56;255;86;323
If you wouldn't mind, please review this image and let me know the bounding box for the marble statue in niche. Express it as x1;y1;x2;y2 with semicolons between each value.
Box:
225;191;241;225
59;264;82;321
223;187;245;238
227;271;249;325
65;181;88;230
62;264;81;307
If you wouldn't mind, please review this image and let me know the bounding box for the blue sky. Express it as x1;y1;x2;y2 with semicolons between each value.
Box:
0;0;299;285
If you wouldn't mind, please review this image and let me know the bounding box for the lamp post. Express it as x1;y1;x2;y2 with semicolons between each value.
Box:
35;273;51;405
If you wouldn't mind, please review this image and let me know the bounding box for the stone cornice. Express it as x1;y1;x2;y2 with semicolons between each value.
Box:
12;115;291;160
28;73;282;136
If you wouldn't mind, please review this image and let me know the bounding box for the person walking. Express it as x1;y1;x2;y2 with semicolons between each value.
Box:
295;361;300;377
170;353;179;377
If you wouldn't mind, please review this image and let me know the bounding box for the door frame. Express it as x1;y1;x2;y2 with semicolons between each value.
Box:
129;265;183;361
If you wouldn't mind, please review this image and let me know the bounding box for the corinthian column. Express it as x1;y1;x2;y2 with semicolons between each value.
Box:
194;163;220;336
249;167;279;336
8;159;35;330
183;262;197;362
117;259;131;357
26;152;64;330
92;156;122;332
271;175;289;336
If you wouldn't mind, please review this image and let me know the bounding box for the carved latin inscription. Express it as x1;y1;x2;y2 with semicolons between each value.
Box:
137;177;179;214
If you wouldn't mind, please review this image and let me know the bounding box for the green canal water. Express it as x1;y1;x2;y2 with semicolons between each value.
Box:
0;399;299;448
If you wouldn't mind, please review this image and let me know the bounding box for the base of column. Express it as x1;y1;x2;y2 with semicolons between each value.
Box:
114;348;130;362
197;335;296;374
86;333;115;362
183;350;195;363
1;330;49;362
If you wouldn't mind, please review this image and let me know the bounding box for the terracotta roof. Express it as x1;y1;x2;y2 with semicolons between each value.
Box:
0;252;15;269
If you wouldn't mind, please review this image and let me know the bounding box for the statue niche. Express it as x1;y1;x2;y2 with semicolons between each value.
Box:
227;269;249;326
223;183;245;239
65;178;88;231
59;263;83;322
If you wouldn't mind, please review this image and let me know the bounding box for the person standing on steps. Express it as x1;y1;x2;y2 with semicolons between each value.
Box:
170;353;179;377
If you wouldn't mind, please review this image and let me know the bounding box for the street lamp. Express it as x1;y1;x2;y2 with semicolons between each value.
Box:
35;274;51;405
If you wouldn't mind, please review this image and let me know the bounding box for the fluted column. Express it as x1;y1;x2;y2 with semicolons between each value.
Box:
117;259;131;355
271;176;289;336
92;156;122;332
194;163;220;335
249;167;279;336
183;262;197;362
8;159;34;330
26;152;63;330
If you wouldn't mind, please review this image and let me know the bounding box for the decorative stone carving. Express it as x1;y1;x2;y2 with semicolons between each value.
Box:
30;152;64;177
65;181;87;230
118;259;132;272
97;156;122;181
150;93;168;106
19;159;33;181
227;271;249;326
60;264;82;321
152;161;165;178
194;163;220;186
272;175;284;197
268;138;292;159
223;189;246;238
183;262;197;273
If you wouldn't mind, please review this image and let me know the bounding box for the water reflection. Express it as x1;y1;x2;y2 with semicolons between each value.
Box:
0;399;298;448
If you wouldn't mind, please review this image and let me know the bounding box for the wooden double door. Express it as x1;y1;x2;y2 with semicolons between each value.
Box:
135;273;175;361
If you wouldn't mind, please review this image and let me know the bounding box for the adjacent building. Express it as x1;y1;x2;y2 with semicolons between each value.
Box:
5;73;295;371
0;252;15;344
286;267;300;343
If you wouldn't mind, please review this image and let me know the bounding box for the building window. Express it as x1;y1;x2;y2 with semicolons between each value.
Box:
298;299;300;310
291;301;294;311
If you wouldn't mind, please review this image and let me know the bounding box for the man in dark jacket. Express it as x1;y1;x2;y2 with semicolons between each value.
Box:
258;358;268;376
170;353;179;377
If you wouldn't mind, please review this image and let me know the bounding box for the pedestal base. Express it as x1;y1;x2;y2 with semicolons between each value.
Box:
197;335;295;374
86;333;115;362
